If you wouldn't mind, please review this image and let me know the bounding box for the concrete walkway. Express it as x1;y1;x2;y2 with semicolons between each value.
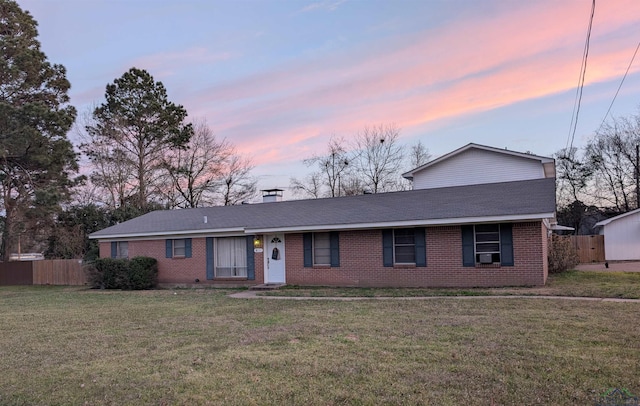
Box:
228;290;640;303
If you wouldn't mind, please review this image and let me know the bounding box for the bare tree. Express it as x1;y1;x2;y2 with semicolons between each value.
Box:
408;140;432;169
586;117;639;212
290;172;323;199
216;154;258;205
395;140;432;191
290;137;352;198
555;147;593;207
162;120;232;208
352;124;405;193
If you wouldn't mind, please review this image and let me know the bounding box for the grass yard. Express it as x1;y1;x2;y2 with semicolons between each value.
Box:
262;270;640;299
1;279;639;405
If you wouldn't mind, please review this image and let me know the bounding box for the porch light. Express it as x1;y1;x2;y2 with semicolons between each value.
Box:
253;236;262;248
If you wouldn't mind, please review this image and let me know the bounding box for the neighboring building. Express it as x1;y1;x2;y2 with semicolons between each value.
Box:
402;143;556;189
9;253;45;261
595;208;640;261
89;143;557;288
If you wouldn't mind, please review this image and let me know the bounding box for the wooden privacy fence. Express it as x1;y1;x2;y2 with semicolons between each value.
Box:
569;235;605;263
33;259;86;285
0;259;87;286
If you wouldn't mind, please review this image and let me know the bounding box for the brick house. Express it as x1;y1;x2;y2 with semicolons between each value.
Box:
89;143;556;288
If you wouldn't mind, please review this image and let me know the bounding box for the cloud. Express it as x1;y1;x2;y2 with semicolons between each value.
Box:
297;0;346;14
129;47;233;79
159;0;640;172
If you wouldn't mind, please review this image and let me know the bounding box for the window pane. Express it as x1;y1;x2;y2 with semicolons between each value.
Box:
475;232;499;243
394;229;415;245
118;242;128;258
394;229;415;264
476;243;500;253
474;224;501;264
314;233;331;265
215;237;247;277
174;239;186;256
395;246;415;263
475;224;499;233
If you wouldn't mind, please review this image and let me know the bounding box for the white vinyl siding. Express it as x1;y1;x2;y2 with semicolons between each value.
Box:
601;210;640;261
412;149;545;190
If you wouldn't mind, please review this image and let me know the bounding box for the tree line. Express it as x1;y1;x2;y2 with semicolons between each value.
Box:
290;124;431;198
0;1;258;260
0;0;429;261
1;0;638;261
555;115;640;234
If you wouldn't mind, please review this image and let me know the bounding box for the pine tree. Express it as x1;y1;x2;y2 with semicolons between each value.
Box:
0;0;78;260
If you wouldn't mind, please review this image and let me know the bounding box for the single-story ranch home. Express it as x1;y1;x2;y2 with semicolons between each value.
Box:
89;143;557;288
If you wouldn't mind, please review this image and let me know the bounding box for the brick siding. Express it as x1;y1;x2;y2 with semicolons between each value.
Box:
98;239;261;287
98;221;547;288
285;222;547;287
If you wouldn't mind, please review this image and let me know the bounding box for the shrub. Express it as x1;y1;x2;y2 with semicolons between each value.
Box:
128;257;158;290
85;257;158;290
548;235;579;274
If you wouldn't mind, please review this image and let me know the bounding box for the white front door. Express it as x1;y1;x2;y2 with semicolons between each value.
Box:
265;234;285;283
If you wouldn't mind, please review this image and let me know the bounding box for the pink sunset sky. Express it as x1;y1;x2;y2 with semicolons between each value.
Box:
18;0;640;197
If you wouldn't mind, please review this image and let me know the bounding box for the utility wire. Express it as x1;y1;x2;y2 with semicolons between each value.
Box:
566;0;596;151
595;40;640;134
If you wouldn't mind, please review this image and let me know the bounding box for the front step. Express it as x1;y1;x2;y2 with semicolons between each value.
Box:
249;283;287;291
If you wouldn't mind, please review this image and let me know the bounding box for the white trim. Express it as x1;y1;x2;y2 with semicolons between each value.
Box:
89;227;245;240
594;208;640;227
93;213;555;240
244;213;555;233
403;143;554;180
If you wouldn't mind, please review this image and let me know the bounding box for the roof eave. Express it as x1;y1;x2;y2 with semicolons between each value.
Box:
89;227;246;240
595;208;640;227
245;212;556;233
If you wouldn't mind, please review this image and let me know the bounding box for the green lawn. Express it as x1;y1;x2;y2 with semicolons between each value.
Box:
0;274;639;405
263;270;640;299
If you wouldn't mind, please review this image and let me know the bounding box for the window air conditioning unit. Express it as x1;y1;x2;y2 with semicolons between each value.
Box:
479;253;493;264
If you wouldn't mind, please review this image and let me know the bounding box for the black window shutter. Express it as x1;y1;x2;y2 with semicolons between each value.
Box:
500;224;514;266
166;239;173;258
382;229;393;267
206;237;214;280
414;228;426;267
303;233;313;267
461;225;475;267
246;236;255;280
185;238;192;258
330;231;340;267
110;242;117;259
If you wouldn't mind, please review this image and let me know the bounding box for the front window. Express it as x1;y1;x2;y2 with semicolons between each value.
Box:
173;239;186;257
313;233;331;265
475;224;501;263
215;237;247;277
115;241;128;259
394;229;415;264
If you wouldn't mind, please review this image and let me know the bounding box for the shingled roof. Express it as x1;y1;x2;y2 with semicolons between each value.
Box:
89;178;556;239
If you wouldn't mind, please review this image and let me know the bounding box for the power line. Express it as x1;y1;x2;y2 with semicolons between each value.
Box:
595;40;640;134
566;0;596;151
